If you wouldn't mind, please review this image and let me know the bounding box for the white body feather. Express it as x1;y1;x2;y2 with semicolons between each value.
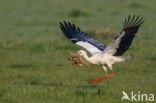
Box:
78;50;125;65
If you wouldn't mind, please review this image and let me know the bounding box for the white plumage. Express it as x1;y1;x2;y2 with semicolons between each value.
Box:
60;15;144;83
76;41;101;55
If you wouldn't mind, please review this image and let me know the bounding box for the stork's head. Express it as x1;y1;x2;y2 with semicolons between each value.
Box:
77;50;87;56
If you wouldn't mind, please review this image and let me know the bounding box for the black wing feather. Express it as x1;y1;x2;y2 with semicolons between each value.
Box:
59;21;106;51
113;15;144;56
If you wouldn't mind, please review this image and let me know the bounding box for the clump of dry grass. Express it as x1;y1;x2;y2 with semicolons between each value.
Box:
68;53;83;66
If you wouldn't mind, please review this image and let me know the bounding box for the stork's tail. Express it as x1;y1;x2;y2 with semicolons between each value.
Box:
124;55;132;61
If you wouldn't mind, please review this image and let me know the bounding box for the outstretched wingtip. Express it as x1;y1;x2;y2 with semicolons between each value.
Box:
59;22;63;27
59;21;71;25
67;21;71;24
59;21;62;24
123;14;144;29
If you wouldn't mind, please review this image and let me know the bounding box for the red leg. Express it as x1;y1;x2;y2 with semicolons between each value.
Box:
111;69;114;76
88;70;109;84
106;70;114;78
88;69;115;84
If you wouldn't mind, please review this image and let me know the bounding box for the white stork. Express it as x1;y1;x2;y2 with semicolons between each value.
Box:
59;15;144;83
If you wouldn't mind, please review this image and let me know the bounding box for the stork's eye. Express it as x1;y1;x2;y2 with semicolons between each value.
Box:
78;52;82;55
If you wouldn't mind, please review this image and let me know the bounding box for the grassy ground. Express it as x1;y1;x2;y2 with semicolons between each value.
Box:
0;0;156;103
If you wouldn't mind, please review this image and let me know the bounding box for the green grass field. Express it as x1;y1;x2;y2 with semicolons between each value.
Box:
0;0;156;103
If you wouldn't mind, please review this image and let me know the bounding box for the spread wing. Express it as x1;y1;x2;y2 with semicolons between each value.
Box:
59;21;106;55
103;15;144;56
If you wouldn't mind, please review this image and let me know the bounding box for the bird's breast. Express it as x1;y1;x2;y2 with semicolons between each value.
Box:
97;54;115;64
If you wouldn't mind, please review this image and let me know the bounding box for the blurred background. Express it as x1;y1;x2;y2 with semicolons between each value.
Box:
0;0;155;103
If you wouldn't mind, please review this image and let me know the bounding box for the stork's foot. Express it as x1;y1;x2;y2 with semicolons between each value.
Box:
88;79;101;84
88;74;114;84
88;76;108;84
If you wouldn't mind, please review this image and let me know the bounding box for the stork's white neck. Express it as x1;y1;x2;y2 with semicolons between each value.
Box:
81;53;96;64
